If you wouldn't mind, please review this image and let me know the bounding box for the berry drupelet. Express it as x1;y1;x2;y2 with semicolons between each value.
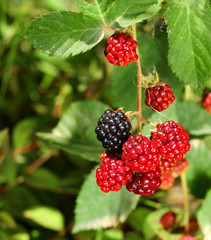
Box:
104;32;138;66
96;154;132;193
173;158;189;176
152;121;190;161
159;158;176;174
122;135;160;172
145;83;175;112
126;166;162;196
95;109;131;151
160;172;174;190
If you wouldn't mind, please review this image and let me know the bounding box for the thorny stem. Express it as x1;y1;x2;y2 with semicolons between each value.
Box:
132;24;143;133
180;173;190;233
49;223;73;240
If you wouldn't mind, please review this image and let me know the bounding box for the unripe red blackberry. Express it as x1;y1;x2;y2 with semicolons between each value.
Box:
160;172;174;190
96;155;132;193
95;109;131;152
173;158;189;177
122;135;160;172
126;166;162;196
160;211;176;229
179;235;196;240
189;218;199;233
152;121;190;161
104;32;138;66
145;83;175;112
159;158;176;174
202;92;211;113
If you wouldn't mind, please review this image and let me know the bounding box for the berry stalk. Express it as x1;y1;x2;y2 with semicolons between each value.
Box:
132;24;143;133
181;172;190;233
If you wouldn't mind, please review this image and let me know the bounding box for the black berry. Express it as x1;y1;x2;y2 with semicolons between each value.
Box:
95;109;131;151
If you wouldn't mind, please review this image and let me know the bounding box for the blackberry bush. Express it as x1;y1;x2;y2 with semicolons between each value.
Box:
22;1;210;239
95;109;131;151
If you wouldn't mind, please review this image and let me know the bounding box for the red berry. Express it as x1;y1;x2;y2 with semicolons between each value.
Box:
152;121;190;161
202;92;211;113
189;218;199;233
104;32;138;66
160;211;176;229
145;83;175;112
159;157;176;174
179;235;196;240
160;172;174;190
122;135;160;172
173;158;189;176
96;155;132;193
126;166;162;196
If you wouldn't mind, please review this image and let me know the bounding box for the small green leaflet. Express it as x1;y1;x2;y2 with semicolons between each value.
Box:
24;0;162;58
198;189;211;240
165;0;211;95
107;0;162;28
72;166;140;233
23;206;64;231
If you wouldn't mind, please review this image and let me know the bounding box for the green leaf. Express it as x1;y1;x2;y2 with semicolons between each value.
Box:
0;231;9;240
24;11;104;58
186;140;211;198
8;226;30;240
198;188;211;240
38;100;109;162
25;168;61;190
1;186;39;219
176;101;211;135
111;63;137;111
23;206;64;231
142;103;178;137
165;0;211;95
76;0;112;23
103;230;123;240
127;207;151;232
0;154;16;184
0;211;17;229
107;0;162;28
72;166;140;233
12;118;41;149
0;128;9;165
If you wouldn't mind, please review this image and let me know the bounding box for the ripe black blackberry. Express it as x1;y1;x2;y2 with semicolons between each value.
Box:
95;109;131;151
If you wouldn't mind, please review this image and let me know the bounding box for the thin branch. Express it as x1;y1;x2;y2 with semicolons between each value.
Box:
132;24;143;133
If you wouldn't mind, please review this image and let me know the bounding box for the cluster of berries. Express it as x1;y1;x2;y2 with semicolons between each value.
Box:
96;33;190;195
95;109;190;195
